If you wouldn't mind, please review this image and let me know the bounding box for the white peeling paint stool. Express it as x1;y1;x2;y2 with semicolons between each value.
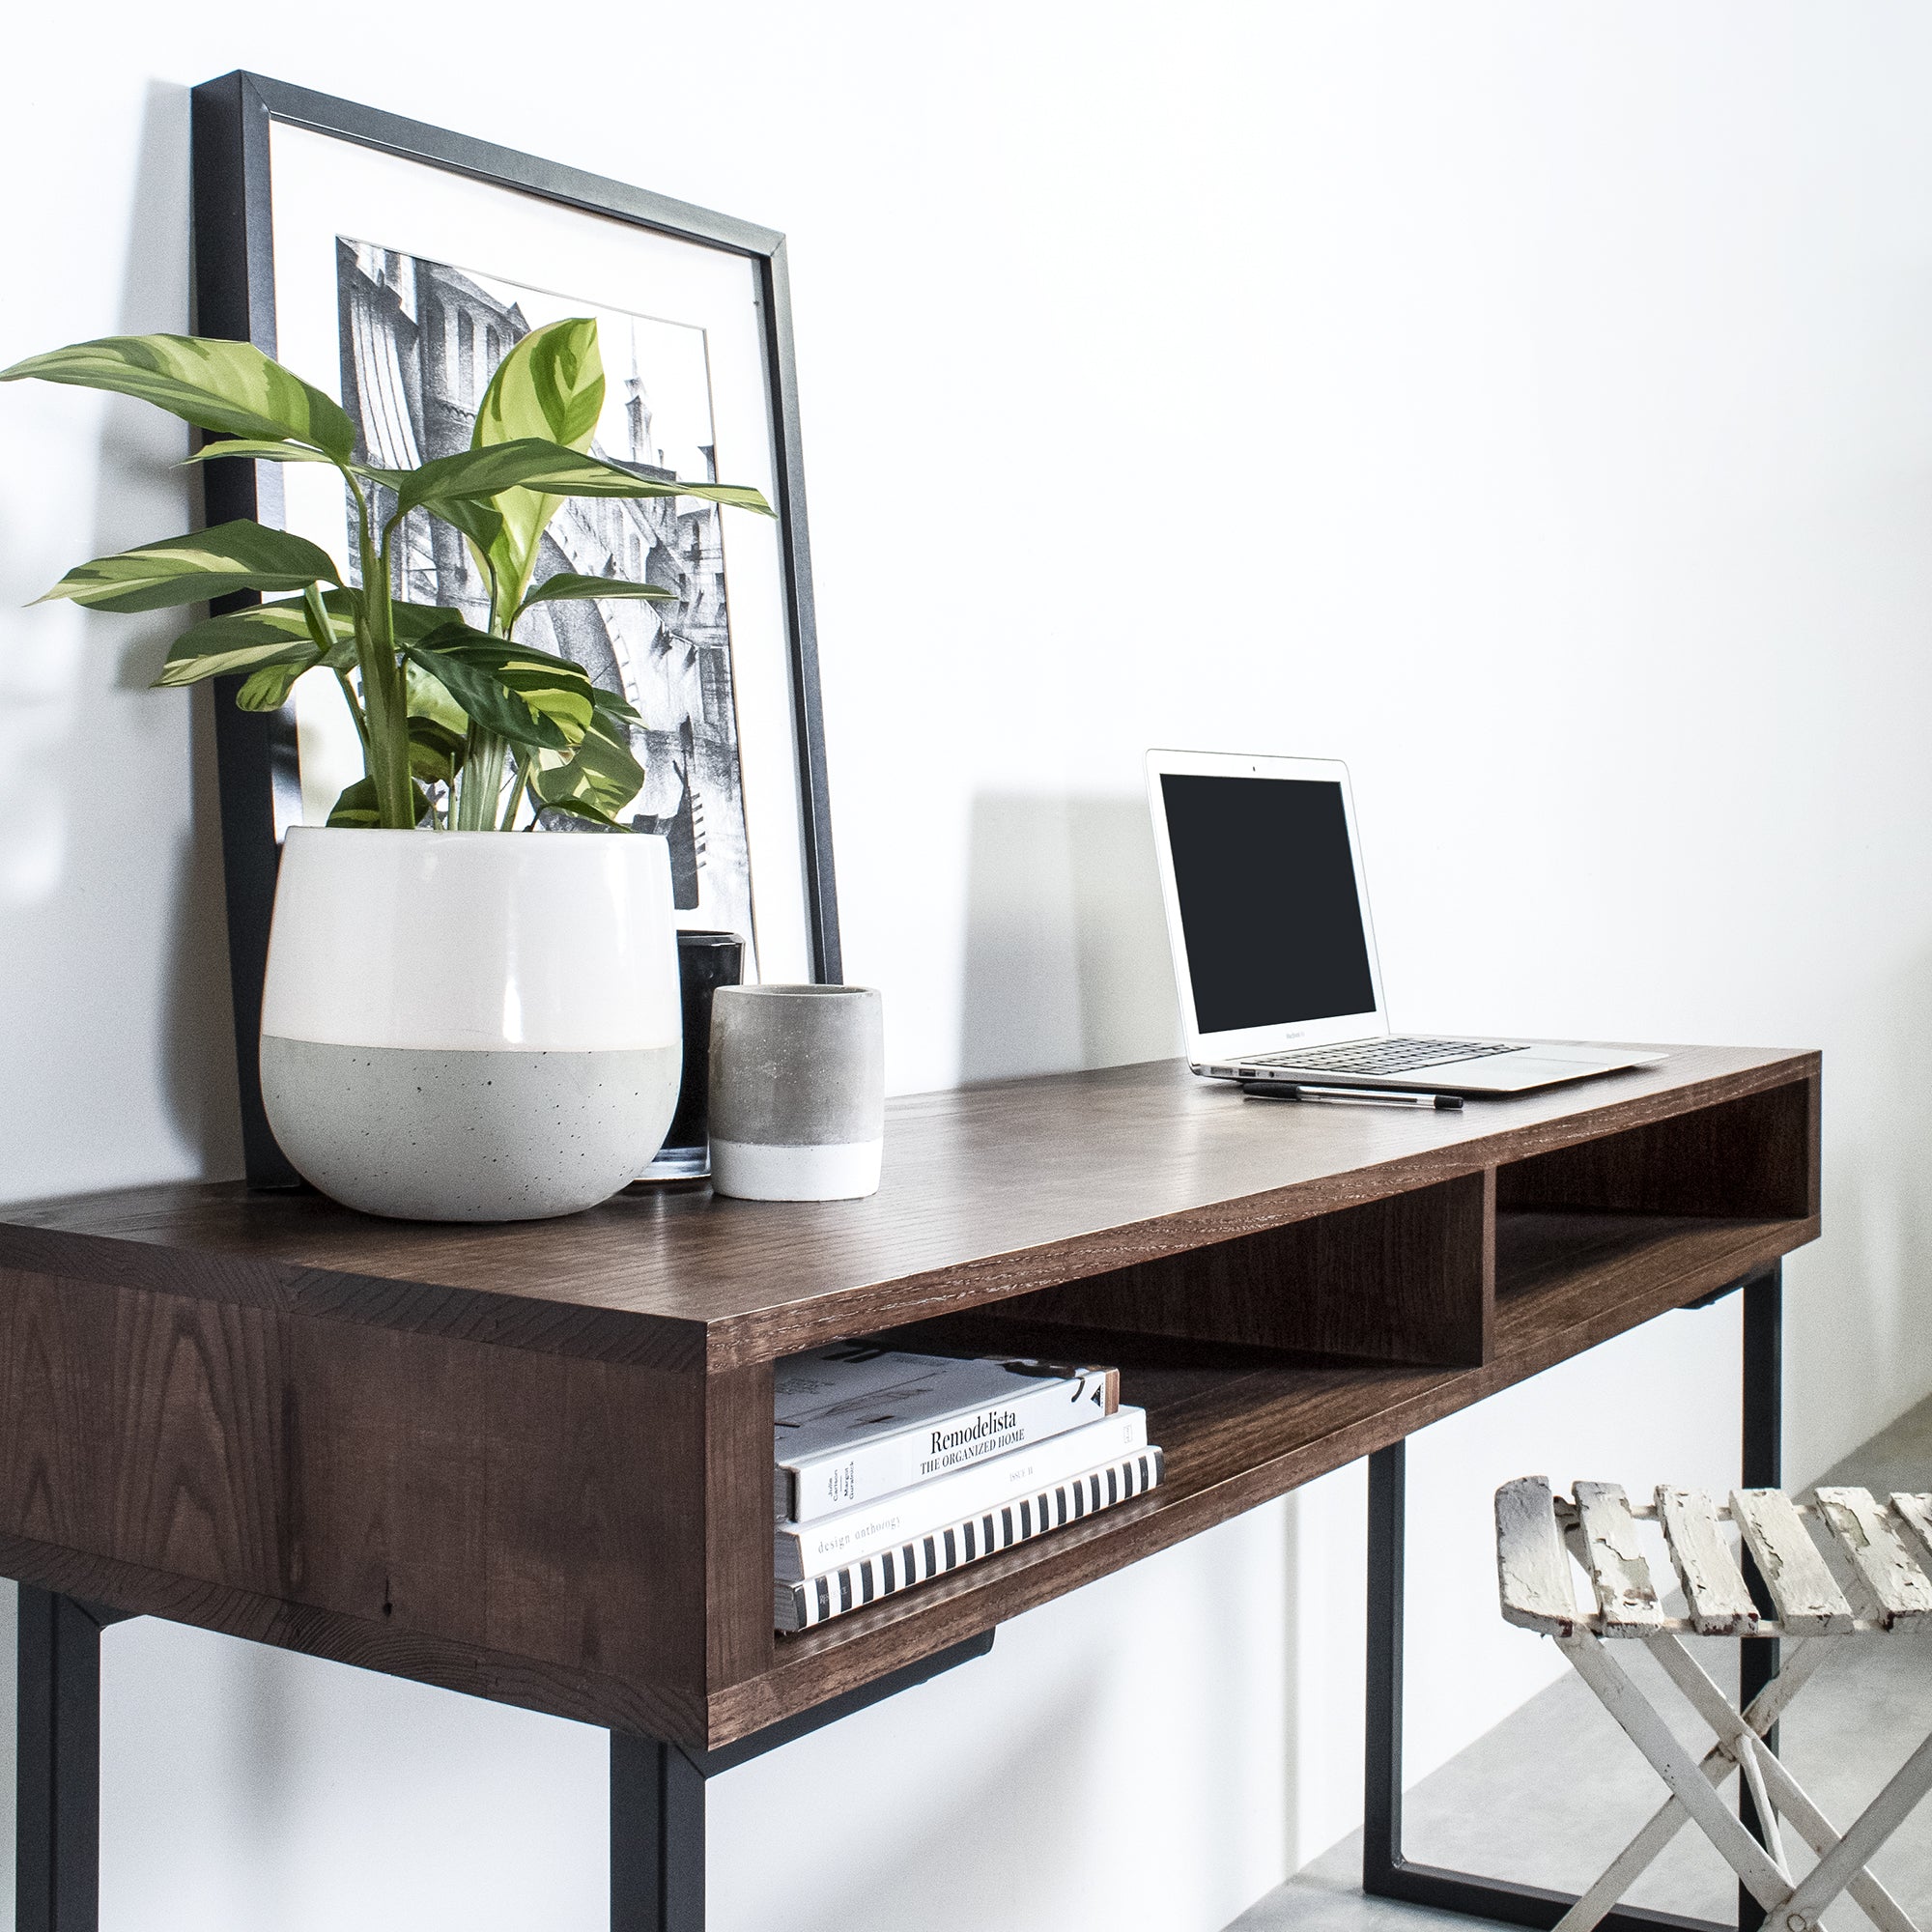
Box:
1495;1476;1932;1932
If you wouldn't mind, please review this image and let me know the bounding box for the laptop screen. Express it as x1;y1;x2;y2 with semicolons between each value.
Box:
1157;772;1378;1034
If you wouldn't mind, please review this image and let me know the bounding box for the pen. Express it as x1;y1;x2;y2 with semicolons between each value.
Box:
1241;1082;1464;1111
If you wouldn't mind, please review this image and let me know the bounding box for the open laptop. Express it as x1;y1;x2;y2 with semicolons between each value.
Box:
1146;749;1664;1095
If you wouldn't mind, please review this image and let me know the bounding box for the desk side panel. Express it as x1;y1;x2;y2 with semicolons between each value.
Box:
287;1313;488;1645
288;1316;715;1700
0;1266;724;1743
0;1267;285;1595
473;1341;704;1690
0;1522;701;1739
706;1360;775;1690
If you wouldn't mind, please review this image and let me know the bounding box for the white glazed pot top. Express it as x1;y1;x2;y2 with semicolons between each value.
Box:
262;827;681;1052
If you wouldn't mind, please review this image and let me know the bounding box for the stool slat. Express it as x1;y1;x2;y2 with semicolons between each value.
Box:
1814;1488;1932;1626
1731;1489;1856;1634
1892;1493;1932;1568
1496;1475;1583;1635
1575;1482;1665;1633
1656;1485;1760;1634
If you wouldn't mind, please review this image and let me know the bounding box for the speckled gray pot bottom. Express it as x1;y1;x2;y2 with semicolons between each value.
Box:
261;1036;681;1222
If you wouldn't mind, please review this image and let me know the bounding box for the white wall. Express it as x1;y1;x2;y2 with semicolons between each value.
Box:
4;5;1931;1927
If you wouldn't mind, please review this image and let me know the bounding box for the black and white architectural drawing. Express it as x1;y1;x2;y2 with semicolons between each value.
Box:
334;239;754;950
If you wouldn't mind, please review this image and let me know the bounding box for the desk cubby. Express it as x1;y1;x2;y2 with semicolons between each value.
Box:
751;1063;1819;1728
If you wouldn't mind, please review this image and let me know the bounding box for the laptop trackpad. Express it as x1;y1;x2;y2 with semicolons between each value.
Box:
1461;1054;1622;1091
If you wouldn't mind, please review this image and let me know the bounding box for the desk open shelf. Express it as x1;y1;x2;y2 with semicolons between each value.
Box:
0;1046;1819;1750
753;1202;1808;1726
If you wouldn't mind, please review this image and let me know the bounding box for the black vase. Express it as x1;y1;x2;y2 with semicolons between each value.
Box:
639;930;745;1180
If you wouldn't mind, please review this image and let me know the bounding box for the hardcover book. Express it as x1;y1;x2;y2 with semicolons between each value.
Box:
777;1407;1150;1581
774;1344;1121;1522
775;1446;1165;1632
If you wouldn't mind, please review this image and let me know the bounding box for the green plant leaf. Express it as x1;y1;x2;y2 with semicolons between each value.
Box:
472;318;606;617
433;494;506;565
325;776;380;827
514;572;675;619
154;599;345;686
408;715;469;785
401;660;469;785
404;658;469;737
400;624;594;751
534;793;628;830
397;438;774;523
42;522;341;614
297;583;355;671
327;774;430;828
528;690;647;821
0;335;355;462
180;439;342;467
389;599;465;646
476;316;604;453
235;653;320;711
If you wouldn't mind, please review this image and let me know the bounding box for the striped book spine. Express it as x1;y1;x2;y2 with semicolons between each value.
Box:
775;1447;1164;1633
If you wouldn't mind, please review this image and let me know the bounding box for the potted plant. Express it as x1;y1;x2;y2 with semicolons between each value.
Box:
3;325;773;1220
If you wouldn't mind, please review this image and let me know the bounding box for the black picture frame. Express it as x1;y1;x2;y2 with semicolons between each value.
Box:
188;70;841;1188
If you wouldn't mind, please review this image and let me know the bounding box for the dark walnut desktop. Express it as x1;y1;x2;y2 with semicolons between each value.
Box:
0;1046;1816;1750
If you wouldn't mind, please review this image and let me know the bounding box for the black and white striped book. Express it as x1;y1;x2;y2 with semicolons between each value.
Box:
775;1446;1164;1632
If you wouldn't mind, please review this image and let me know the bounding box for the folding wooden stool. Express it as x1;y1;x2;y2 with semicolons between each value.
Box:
1494;1477;1932;1932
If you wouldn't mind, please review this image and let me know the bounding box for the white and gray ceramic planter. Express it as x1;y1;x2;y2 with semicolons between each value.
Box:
259;827;682;1222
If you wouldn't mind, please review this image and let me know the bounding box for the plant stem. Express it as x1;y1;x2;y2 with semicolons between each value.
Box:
456;726;507;831
332;668;370;750
448;552;526;833
499;754;531;832
354;499;413;829
334;469;411;830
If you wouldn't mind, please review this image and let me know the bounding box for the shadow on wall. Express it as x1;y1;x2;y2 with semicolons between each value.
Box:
90;80;243;1179
1792;941;1932;1477
959;795;1181;1083
2;82;240;1184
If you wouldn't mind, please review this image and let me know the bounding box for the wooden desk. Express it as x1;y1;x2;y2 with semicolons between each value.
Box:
0;1046;1819;1931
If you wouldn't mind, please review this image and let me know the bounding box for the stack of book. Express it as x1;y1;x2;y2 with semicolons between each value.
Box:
773;1342;1163;1632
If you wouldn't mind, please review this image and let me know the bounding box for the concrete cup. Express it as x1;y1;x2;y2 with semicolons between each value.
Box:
707;985;885;1201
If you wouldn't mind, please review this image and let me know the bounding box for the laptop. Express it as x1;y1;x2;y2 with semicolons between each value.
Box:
1146;749;1664;1095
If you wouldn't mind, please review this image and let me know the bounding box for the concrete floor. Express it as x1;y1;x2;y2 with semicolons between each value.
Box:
1230;1397;1932;1932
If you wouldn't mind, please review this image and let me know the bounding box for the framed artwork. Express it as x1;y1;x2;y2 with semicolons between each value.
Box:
189;71;840;1185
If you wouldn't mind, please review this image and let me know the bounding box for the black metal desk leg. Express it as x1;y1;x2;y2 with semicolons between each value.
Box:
1362;1265;1779;1932
17;1588;104;1932
611;1733;705;1932
1738;1264;1783;1932
605;1634;997;1931
1364;1440;1406;1898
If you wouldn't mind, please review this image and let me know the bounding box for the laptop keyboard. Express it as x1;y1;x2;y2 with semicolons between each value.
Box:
1247;1038;1527;1075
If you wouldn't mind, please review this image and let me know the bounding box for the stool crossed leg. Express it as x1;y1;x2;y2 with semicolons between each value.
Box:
1555;1631;1932;1932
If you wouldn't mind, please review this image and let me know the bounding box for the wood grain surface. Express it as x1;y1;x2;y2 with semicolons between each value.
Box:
0;1265;735;1742
984;1169;1494;1366
0;1047;1821;1747
0;1047;1815;1370
1494;1079;1818;1220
